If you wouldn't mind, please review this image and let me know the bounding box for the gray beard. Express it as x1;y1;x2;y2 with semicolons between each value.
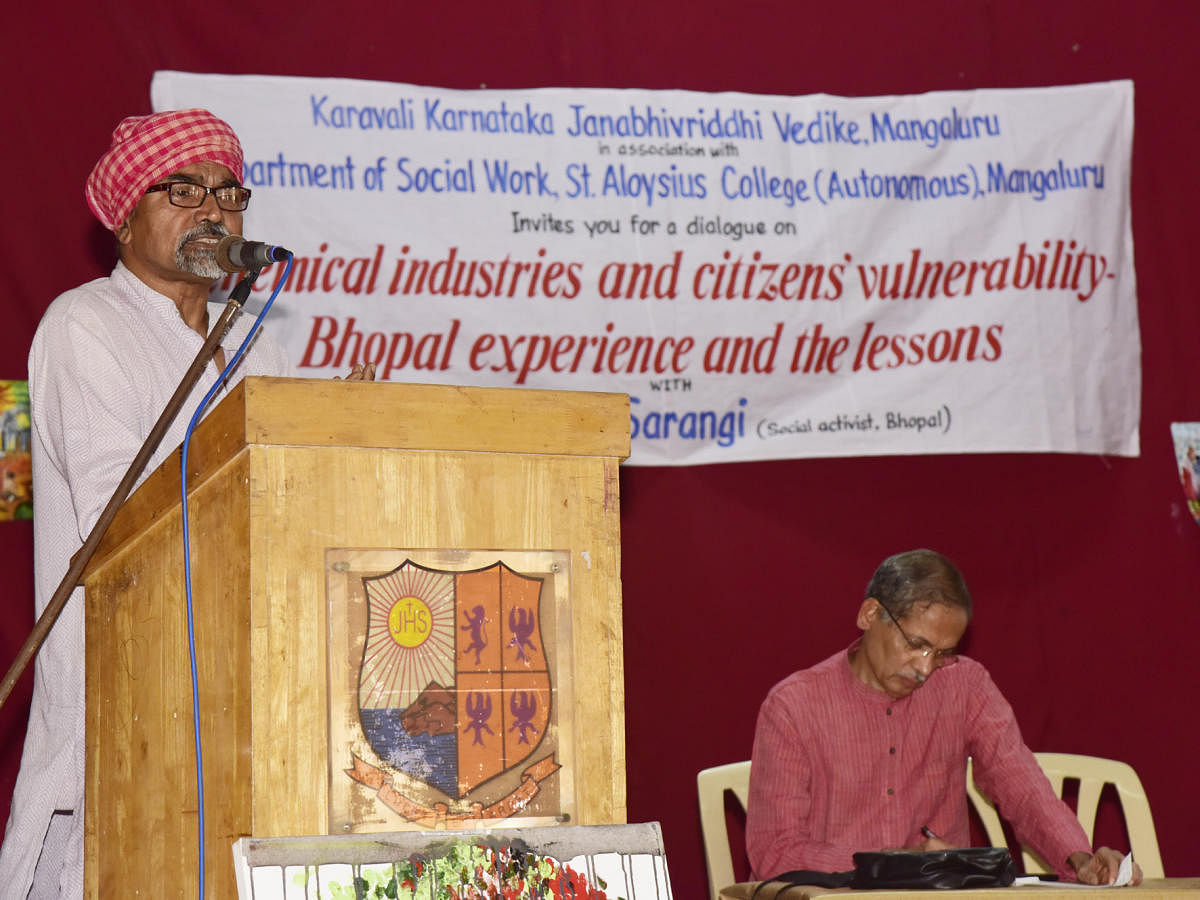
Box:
175;223;229;280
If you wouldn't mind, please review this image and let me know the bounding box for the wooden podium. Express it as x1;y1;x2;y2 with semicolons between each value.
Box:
80;377;630;898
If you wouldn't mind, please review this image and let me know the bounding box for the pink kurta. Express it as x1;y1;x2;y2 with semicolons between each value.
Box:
747;640;1090;880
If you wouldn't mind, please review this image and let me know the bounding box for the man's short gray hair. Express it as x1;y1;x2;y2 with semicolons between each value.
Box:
865;549;973;621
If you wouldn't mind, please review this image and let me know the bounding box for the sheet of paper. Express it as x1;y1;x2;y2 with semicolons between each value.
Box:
1013;853;1134;888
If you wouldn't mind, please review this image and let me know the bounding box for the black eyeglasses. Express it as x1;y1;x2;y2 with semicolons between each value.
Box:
144;181;252;212
875;597;959;667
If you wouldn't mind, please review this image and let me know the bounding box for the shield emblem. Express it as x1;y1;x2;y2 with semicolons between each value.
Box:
358;560;551;799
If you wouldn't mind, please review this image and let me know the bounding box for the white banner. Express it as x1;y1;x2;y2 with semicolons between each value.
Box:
152;72;1139;465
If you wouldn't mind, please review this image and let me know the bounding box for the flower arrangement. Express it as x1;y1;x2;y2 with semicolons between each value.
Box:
294;839;618;900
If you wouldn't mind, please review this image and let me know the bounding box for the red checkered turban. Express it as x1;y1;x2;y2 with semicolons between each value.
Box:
85;109;244;231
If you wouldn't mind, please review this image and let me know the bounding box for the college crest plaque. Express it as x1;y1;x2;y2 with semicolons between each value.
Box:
326;548;574;832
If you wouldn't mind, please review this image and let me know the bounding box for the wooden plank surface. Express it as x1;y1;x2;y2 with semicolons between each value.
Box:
247;444;626;836
85;452;254;899
84;378;629;898
239;377;630;457
83;378;629;577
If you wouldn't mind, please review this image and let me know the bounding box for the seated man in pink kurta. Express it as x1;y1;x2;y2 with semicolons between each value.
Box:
746;548;1140;885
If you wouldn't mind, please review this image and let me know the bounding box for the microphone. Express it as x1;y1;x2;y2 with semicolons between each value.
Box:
215;234;291;273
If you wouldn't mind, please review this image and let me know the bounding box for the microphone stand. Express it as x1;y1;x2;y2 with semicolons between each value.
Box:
0;272;260;710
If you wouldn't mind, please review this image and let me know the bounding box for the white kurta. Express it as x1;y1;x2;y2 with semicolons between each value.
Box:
1;262;290;897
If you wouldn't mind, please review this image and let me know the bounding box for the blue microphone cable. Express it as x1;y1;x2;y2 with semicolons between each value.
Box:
178;255;292;899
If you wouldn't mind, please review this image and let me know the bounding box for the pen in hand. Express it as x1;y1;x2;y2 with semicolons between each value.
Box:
921;826;939;840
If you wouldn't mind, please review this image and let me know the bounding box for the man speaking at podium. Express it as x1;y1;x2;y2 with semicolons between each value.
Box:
746;548;1141;887
0;109;368;898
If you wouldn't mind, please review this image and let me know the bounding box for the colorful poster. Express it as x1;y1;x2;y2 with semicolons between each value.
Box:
0;381;31;520
1171;423;1200;525
152;73;1139;465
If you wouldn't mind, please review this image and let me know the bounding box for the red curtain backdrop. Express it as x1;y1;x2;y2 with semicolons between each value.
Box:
2;2;1197;895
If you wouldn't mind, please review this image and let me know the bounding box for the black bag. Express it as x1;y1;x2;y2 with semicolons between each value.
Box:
851;847;1018;889
755;847;1017;897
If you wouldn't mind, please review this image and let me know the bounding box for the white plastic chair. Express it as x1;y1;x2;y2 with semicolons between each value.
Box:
697;760;751;900
967;753;1163;878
